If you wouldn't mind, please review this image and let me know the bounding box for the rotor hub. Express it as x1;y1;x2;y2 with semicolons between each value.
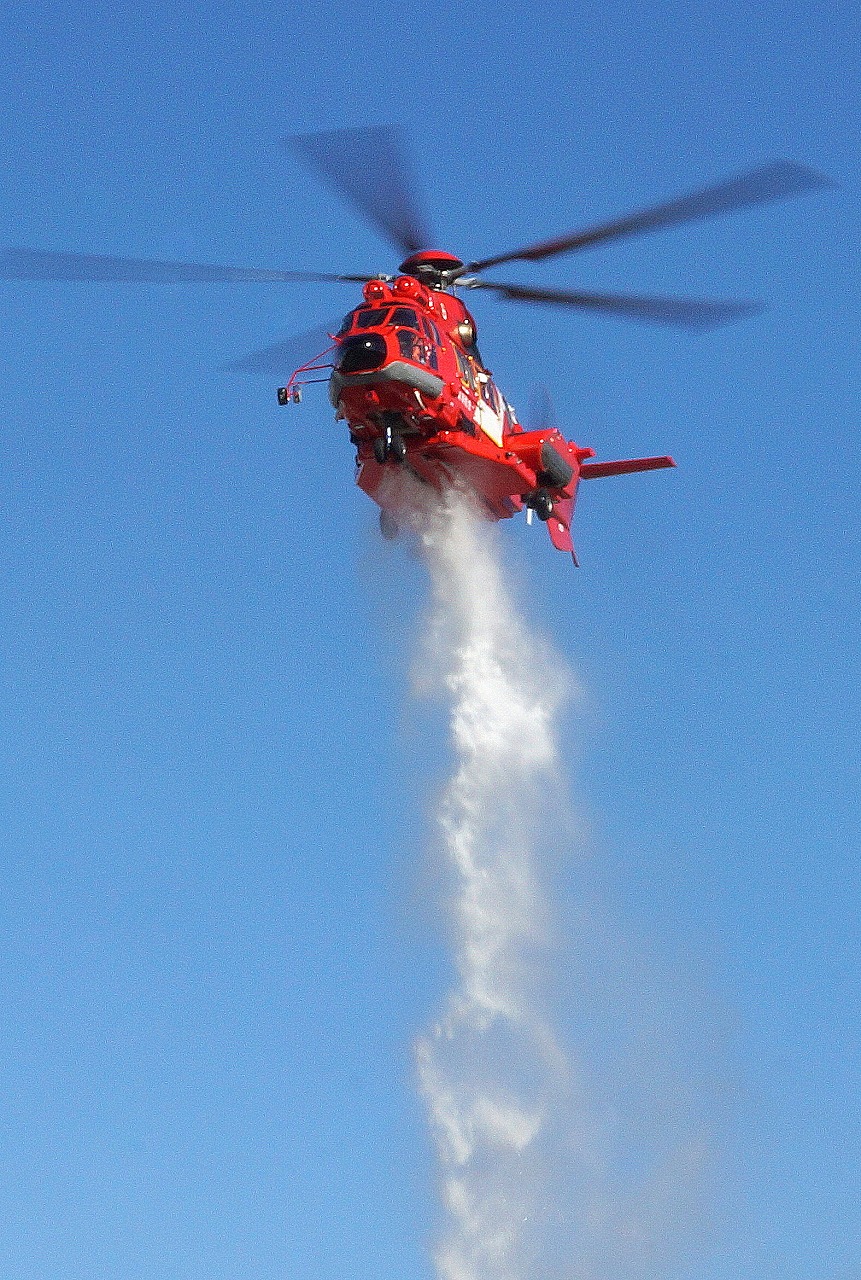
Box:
398;250;465;287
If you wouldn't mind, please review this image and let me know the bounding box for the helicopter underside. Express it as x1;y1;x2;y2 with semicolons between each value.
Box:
357;428;528;520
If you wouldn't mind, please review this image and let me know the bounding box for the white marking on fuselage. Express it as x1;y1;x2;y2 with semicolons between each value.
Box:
474;391;504;448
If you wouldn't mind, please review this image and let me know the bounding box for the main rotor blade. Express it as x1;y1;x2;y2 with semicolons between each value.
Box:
468;280;763;329
288;126;433;256
467;161;832;272
0;248;373;284
226;325;339;375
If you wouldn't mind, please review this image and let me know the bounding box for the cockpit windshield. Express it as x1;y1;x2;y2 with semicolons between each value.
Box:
390;307;418;329
336;304;438;370
339;307;392;333
355;307;391;329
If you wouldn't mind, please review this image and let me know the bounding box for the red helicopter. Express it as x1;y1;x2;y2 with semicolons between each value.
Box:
276;264;678;559
1;128;830;562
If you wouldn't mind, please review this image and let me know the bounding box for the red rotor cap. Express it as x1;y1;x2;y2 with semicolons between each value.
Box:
399;250;465;276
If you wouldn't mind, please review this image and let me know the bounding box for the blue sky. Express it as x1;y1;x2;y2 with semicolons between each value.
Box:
0;1;856;1278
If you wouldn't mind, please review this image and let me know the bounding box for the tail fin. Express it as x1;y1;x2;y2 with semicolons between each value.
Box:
546;496;579;566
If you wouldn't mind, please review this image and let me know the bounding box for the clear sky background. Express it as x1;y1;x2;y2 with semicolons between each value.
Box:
0;1;856;1278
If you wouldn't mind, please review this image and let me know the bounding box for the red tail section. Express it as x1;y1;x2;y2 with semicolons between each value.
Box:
548;454;674;565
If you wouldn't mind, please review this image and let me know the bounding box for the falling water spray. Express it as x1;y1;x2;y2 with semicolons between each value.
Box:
410;490;712;1280
413;490;576;1280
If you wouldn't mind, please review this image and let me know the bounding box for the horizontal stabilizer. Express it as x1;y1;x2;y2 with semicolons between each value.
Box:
579;455;675;479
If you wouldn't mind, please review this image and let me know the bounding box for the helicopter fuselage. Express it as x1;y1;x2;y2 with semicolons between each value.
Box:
282;271;674;560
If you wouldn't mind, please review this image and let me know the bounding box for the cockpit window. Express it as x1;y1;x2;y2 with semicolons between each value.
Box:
337;312;354;335
397;330;419;360
356;307;391;328
455;348;476;391
390;307;418;328
422;317;442;345
481;377;499;412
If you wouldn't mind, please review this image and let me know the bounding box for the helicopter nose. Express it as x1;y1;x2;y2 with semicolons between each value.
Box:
338;334;387;374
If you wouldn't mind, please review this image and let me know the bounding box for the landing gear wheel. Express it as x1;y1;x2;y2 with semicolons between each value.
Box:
531;489;554;521
372;429;406;465
380;510;399;541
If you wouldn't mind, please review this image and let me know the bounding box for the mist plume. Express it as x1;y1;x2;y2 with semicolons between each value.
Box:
411;490;712;1280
